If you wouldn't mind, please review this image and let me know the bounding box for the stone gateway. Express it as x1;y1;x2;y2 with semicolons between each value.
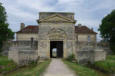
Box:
8;12;106;64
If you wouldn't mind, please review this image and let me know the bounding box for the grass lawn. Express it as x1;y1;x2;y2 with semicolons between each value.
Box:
63;60;108;76
0;56;17;73
4;60;51;76
94;55;115;73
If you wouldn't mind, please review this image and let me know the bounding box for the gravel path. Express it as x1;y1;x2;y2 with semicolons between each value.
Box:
43;59;76;76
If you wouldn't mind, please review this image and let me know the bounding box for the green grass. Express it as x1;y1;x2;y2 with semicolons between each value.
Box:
4;60;51;76
0;56;17;73
94;55;115;73
107;55;115;60
63;60;101;76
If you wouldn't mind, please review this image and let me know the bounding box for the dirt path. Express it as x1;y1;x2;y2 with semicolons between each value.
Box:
42;59;76;76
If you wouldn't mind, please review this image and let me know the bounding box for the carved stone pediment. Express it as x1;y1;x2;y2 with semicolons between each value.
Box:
38;14;76;23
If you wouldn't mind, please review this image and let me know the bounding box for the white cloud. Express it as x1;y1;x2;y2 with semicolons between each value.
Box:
7;5;35;21
16;0;55;11
0;0;115;41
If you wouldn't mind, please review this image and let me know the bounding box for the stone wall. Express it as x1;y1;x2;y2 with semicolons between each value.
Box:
11;41;38;49
76;45;106;64
8;50;19;63
18;51;38;65
8;41;38;64
76;34;96;42
94;48;106;61
8;50;38;65
16;33;38;41
77;51;94;64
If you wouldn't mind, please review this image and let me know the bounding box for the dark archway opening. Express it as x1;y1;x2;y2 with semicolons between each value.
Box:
50;41;63;58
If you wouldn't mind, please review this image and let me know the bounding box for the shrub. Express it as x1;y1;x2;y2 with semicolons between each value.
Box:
29;60;37;66
66;53;75;62
110;45;115;54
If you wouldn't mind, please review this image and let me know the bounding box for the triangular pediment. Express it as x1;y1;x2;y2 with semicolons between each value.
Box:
38;14;76;23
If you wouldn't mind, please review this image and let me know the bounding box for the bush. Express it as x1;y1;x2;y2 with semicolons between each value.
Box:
66;54;75;62
107;55;115;60
29;60;38;66
110;45;115;54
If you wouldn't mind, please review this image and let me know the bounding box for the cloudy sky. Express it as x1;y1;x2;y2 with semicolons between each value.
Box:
0;0;115;41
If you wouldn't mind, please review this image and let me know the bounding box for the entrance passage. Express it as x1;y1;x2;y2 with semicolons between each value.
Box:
50;41;63;58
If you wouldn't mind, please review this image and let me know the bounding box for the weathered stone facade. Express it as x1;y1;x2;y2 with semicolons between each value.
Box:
9;41;38;65
8;12;106;64
37;12;76;59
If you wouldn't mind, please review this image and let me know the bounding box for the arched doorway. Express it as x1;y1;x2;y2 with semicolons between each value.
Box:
48;28;66;58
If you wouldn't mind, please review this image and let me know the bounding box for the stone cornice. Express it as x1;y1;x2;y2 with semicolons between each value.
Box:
37;14;76;23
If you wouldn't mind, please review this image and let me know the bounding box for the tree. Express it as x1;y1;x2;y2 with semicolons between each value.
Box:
99;10;115;54
0;3;14;53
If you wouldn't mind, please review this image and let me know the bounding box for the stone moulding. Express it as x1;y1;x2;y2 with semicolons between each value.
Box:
37;14;76;23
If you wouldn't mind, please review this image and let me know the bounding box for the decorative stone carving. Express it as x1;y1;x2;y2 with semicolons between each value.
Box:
48;28;66;40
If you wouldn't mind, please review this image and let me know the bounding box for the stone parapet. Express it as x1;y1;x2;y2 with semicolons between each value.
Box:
8;40;38;65
8;50;38;65
94;48;106;61
77;51;94;64
8;50;19;63
11;41;38;49
76;45;106;64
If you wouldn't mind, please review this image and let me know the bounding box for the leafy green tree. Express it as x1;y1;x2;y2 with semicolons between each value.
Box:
0;3;14;53
99;10;115;54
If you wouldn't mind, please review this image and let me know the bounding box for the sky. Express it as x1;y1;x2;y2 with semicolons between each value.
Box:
0;0;115;41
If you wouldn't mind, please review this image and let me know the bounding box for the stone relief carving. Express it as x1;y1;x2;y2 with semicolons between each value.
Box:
48;28;66;40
